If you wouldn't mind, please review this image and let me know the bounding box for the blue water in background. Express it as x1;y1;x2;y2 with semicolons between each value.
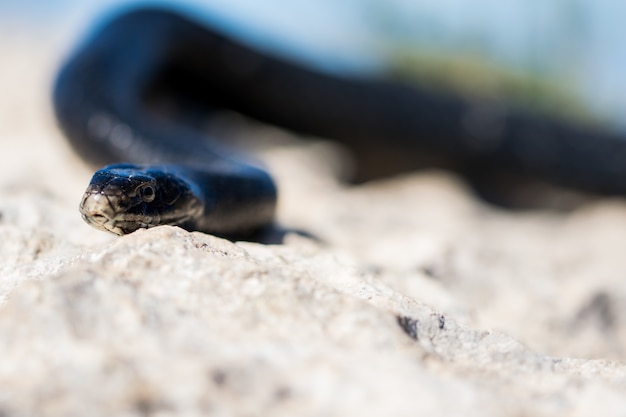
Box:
2;0;625;127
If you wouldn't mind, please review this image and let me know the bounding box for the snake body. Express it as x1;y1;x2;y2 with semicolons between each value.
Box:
54;7;626;237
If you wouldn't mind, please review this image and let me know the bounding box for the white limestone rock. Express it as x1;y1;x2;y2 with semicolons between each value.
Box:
2;27;626;417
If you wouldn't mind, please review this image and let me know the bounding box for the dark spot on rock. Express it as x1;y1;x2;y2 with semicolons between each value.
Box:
575;291;616;331
438;315;445;330
134;397;163;417
274;386;292;401
194;242;209;250
397;316;419;341
420;265;438;279
420;261;450;281
211;369;227;386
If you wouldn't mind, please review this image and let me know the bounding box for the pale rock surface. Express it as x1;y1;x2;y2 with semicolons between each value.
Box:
2;24;626;417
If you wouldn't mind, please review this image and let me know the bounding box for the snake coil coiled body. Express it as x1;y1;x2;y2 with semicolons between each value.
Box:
54;8;279;236
54;7;626;237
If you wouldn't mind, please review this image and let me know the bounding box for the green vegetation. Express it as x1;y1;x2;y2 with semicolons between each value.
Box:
385;46;603;126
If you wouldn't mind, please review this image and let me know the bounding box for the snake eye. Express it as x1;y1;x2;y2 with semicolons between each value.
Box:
139;184;156;203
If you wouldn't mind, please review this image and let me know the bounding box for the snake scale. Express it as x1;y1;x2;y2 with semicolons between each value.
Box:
53;6;626;238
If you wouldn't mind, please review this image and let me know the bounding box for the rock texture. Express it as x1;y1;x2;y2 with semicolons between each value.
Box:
3;26;626;417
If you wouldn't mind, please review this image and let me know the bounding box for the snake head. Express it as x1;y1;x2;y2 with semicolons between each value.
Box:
79;163;204;235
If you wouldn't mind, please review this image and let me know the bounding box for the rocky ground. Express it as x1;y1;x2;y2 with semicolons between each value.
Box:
3;25;626;417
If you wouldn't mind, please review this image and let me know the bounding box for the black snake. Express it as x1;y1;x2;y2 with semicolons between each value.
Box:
53;7;626;238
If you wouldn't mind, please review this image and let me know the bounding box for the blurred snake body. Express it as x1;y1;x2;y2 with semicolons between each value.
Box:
54;7;626;237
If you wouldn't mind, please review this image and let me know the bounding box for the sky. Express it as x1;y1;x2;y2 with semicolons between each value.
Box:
3;0;625;127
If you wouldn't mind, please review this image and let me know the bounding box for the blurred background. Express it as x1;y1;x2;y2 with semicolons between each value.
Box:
2;0;625;132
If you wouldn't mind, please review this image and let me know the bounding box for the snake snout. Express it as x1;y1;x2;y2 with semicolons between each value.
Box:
79;194;110;230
